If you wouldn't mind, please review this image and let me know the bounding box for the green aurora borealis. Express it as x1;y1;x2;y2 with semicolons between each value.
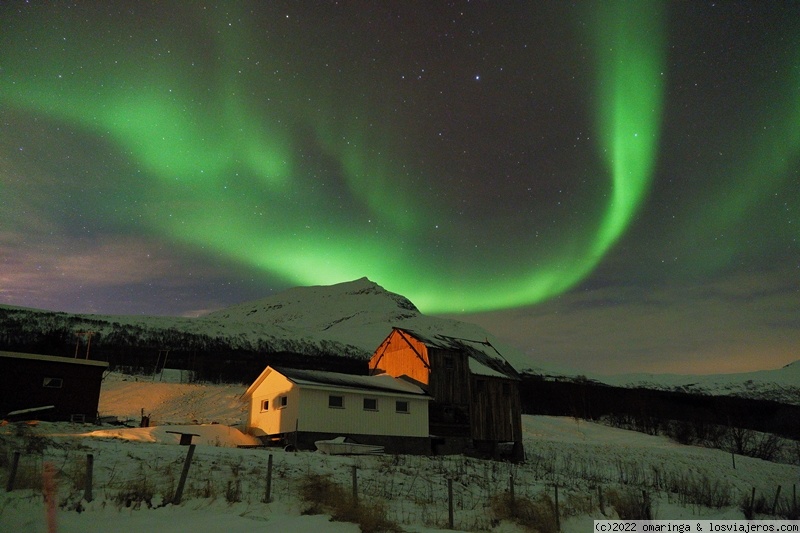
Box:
1;2;799;372
2;1;673;313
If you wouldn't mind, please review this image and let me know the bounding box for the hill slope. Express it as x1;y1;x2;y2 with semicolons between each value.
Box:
1;278;796;404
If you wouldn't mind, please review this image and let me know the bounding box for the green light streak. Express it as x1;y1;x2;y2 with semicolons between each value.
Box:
591;0;665;258
0;4;667;313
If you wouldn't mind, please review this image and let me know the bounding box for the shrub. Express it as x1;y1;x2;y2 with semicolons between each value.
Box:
489;491;558;533
113;476;155;509
298;473;401;533
606;488;653;520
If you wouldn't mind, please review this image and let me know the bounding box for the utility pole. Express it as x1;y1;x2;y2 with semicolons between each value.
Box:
74;331;94;359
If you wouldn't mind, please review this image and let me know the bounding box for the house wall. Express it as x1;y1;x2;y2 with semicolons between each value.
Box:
0;352;107;421
247;369;429;440
370;330;430;386
296;388;428;437
246;371;301;436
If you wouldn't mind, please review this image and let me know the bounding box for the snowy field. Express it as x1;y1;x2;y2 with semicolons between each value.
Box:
1;374;798;532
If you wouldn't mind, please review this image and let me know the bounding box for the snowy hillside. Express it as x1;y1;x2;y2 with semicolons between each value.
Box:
0;277;531;373
202;277;526;368
594;360;800;406
1;277;797;404
2;375;798;532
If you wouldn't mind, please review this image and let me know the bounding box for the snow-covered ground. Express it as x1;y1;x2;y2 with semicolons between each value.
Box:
1;375;798;532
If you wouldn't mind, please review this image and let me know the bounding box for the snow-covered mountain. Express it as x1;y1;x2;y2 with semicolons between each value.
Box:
201;276;525;366
0;277;527;372
592;360;800;406
1;277;797;404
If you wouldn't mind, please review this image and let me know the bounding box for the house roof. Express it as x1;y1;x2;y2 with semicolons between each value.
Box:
0;350;109;368
243;366;429;399
392;328;521;380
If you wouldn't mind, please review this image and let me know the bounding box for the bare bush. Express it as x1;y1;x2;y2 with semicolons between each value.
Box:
606;488;653;520
298;473;401;533
489;491;558;533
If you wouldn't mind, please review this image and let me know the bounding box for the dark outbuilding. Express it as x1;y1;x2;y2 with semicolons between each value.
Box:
0;351;108;422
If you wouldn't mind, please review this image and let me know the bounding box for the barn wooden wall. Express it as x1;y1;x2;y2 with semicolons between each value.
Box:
469;376;523;442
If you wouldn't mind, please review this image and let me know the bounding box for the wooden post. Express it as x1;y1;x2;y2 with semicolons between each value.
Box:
173;444;196;504
263;454;273;503
351;465;358;505
598;485;605;515
6;451;20;492
771;485;781;516
731;451;736;470
43;462;57;533
448;478;454;529
509;474;515;517
554;485;560;532
84;454;94;502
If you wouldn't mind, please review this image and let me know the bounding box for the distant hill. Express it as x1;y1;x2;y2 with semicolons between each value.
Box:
1;277;797;405
0;278;525;382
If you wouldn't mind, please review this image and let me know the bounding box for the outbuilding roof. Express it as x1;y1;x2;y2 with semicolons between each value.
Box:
243;366;429;399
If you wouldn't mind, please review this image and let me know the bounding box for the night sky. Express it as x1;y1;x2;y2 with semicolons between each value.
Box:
2;2;798;375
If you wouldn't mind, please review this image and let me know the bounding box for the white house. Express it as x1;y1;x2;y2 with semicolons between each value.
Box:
242;366;432;454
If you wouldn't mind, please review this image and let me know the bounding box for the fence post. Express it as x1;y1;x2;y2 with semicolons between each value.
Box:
448;478;454;529
598;485;605;515
771;485;781;516
84;454;94;502
554;484;561;532
263;454;273;503
43;461;57;533
351;465;358;505
6;451;20;492
173;444;196;504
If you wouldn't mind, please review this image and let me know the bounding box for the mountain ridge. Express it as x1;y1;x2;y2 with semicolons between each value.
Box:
1;278;797;404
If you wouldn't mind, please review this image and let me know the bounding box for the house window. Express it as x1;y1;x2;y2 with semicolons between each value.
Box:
260;400;269;412
43;377;63;388
278;395;288;408
444;356;454;370
395;400;409;414
363;398;378;411
328;395;344;408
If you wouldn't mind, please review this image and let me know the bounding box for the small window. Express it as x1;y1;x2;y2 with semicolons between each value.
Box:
278;395;288;408
363;398;378;411
444;356;454;370
328;395;344;408
261;400;269;412
395;400;409;414
43;377;63;388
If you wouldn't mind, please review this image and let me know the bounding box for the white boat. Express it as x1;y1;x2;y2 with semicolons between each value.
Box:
314;436;384;455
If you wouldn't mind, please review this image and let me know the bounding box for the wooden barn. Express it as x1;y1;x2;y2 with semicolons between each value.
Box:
369;328;524;460
243;366;432;454
0;351;108;422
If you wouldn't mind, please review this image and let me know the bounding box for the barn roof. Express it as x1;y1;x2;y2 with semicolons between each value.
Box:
392;328;521;380
243;366;429;399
